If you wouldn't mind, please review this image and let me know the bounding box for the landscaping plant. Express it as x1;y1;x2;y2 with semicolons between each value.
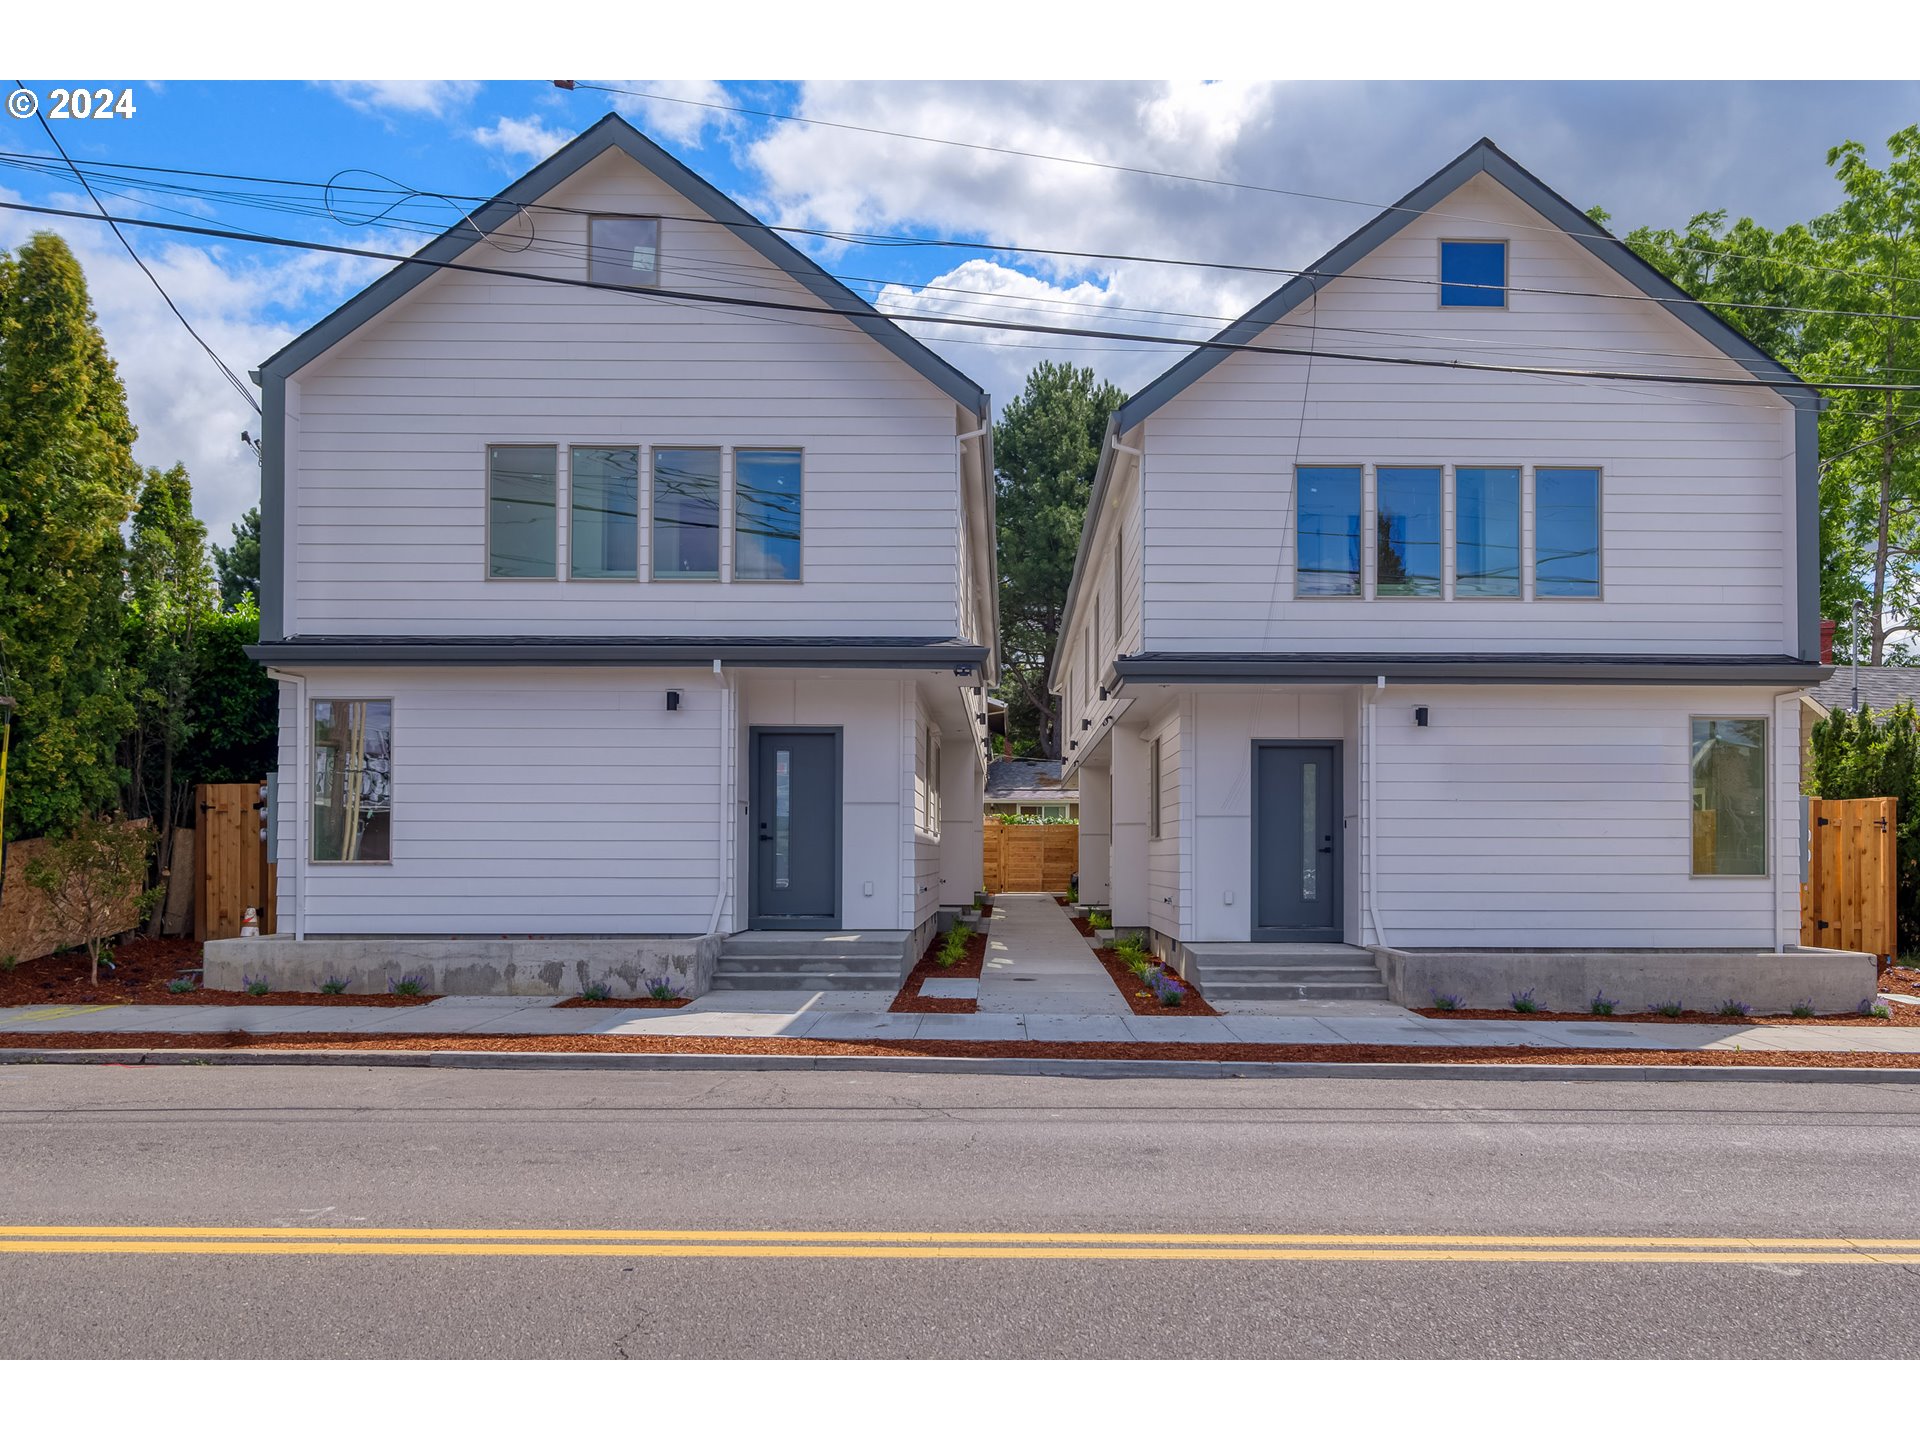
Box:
1790;1000;1816;1019
1509;988;1538;1014
0;956;16;973
1589;991;1616;1016
319;977;349;995
1087;909;1111;929
166;977;196;994
1860;999;1893;1019
1717;999;1752;1018
21;815;156;987
388;975;428;997
244;976;271;997
647;977;682;1002
579;981;612;1002
1650;1000;1685;1018
1430;992;1461;1012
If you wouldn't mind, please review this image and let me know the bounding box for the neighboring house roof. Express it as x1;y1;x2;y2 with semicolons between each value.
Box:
985;758;1079;805
1806;665;1920;715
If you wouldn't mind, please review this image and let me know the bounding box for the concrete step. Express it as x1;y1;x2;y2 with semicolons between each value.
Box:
1198;965;1386;985
713;954;903;975
1201;979;1391;1001
707;971;899;992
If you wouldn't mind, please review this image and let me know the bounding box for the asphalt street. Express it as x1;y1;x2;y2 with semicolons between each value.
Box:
2;1065;1918;1358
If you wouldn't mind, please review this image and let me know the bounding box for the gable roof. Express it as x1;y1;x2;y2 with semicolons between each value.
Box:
256;112;986;415
986;757;1078;803
1113;136;1813;435
1807;665;1920;716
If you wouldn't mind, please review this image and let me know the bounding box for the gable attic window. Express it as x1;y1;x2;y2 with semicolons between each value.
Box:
1439;240;1507;308
588;216;660;287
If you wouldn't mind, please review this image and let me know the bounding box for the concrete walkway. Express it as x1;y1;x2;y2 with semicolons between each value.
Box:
977;893;1128;1017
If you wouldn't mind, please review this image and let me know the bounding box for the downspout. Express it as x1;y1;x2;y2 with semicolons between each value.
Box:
266;667;306;941
1363;675;1389;950
709;659;734;936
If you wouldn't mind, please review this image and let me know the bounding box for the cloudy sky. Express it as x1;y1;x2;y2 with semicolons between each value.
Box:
4;78;1916;542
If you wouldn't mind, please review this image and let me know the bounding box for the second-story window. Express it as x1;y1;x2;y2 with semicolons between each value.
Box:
1535;467;1602;598
1440;240;1507;308
487;444;557;578
734;449;802;581
1454;465;1521;597
1296;465;1363;597
570;447;639;579
652;447;721;580
1375;465;1443;597
588;216;660;288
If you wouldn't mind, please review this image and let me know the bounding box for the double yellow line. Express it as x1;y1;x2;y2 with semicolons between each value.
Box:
3;1226;1918;1263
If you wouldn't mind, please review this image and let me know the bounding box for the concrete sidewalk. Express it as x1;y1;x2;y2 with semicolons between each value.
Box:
3;990;1919;1053
977;893;1128;1017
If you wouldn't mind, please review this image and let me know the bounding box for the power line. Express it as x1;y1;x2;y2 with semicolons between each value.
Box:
14;195;1920;399
11;85;259;415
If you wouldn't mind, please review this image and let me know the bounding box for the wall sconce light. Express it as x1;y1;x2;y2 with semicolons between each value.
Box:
1098;686;1109;702
666;690;682;712
1414;705;1429;727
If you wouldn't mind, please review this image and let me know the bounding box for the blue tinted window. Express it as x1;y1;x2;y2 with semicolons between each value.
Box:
652;447;721;579
734;449;803;581
1296;465;1362;597
1440;240;1506;307
1454;466;1521;597
1535;467;1601;598
1375;466;1443;597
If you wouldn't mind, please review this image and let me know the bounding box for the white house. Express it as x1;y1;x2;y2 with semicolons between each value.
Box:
211;115;997;997
1054;138;1874;1011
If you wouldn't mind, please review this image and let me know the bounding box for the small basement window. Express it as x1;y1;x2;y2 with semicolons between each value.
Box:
1439;240;1507;308
588;216;660;287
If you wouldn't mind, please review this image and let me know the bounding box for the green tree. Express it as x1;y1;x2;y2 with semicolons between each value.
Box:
1619;127;1920;664
1806;700;1920;955
212;504;261;611
22;814;155;986
180;602;277;788
0;232;141;839
993;362;1127;756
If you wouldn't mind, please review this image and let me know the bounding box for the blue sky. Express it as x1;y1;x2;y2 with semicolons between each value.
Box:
3;79;1917;542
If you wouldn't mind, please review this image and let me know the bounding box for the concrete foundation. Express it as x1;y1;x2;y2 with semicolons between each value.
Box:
1373;945;1880;1016
204;934;726;999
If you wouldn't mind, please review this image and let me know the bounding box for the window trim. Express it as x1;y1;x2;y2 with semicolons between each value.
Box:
649;444;725;582
1688;714;1770;879
484;442;561;582
1450;462;1524;601
1372;462;1447;600
309;696;394;866
1533;464;1605;602
1437;237;1509;310
731;445;805;584
1294;463;1366;600
565;442;643;583
1149;736;1163;840
587;214;662;289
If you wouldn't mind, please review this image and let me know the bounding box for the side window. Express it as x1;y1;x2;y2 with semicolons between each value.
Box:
588;216;660;288
311;699;392;863
487;445;557;578
569;446;639;580
1690;718;1767;876
1296;465;1363;597
1535;467;1602;598
1149;737;1163;840
734;449;802;581
652;447;722;580
1439;240;1507;308
1454;466;1521;597
1375;466;1443;597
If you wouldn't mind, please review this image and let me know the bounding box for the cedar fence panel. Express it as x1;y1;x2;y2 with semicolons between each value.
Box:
982;818;1078;894
195;781;271;940
1801;795;1896;966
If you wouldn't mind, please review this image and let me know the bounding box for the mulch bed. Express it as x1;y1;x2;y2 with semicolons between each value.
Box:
0;936;431;1007
1882;967;1920;1001
890;927;988;1014
1069;914;1097;938
1414;1004;1917;1028
4;1030;1917;1069
1091;945;1220;1018
554;996;693;1009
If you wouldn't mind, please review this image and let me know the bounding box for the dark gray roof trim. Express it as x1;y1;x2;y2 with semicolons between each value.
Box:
250;636;990;670
1115;653;1829;687
258;113;985;417
1114;137;1813;436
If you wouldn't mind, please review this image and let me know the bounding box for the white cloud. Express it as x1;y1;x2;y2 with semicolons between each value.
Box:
600;79;734;145
323;81;481;118
472;114;573;166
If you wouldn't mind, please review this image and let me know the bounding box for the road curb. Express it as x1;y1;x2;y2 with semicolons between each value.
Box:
4;1047;1920;1083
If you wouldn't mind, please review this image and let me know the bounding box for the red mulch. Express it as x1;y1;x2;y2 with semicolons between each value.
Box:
1414;1003;1917;1028
0;936;432;1007
1069;914;1097;938
4;1030;1917;1069
555;996;693;1009
1091;945;1220;1018
890;927;988;1013
1882;967;1920;1001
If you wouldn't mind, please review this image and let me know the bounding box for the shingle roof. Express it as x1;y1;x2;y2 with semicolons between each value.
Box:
986;758;1078;803
1808;665;1920;714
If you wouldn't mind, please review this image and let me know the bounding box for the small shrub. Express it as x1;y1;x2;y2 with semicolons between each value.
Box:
1650;1000;1684;1018
1717;999;1752;1019
1147;966;1186;1007
1789;1000;1816;1019
1589;991;1616;1016
1509;988;1538;1014
1124;953;1154;979
0;955;16;972
388;975;428;997
1859;999;1893;1019
579;981;612;1002
1087;909;1111;929
21;816;157;988
1430;992;1461;1012
1065;885;1078;905
167;977;196;995
647;977;682;1002
244;976;271;997
320;977;349;995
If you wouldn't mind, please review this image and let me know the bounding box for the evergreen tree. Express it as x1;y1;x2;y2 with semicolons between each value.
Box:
0;232;141;839
212;504;261;611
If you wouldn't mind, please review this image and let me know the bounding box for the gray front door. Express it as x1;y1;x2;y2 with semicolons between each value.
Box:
750;729;840;929
1253;742;1341;942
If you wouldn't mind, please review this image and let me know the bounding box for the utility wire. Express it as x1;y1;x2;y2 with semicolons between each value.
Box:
13;195;1920;397
12;84;260;415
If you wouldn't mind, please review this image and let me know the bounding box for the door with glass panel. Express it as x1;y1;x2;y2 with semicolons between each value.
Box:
749;729;841;928
1253;742;1342;942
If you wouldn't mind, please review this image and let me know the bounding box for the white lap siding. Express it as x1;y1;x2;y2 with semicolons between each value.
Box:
1368;685;1796;948
283;667;723;935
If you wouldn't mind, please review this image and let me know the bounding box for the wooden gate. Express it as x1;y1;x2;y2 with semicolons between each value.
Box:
195;781;272;940
982;819;1078;894
1801;796;1896;964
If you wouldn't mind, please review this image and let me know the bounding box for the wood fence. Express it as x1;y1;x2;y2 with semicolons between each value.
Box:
195;781;274;940
1801;795;1896;965
982;818;1078;894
